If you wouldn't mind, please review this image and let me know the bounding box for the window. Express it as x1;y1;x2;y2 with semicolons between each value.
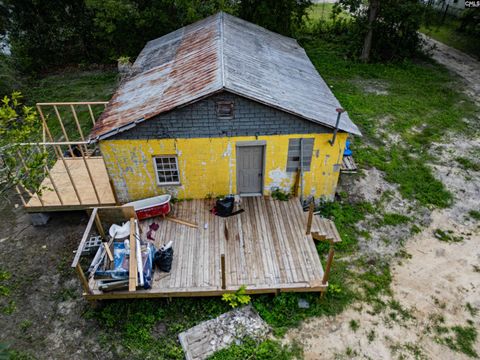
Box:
154;156;180;185
216;101;234;119
286;138;314;172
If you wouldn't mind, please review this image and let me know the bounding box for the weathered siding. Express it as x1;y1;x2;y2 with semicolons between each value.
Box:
100;133;347;203
110;92;331;140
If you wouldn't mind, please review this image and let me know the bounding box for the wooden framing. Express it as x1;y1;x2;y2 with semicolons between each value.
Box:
6;101;113;212
128;218;137;291
9;143;117;212
74;198;343;301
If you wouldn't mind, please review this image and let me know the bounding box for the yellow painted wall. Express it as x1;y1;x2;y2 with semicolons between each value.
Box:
100;133;347;203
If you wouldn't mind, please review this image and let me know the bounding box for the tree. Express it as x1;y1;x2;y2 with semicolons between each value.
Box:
85;0;236;61
360;0;380;62
238;0;312;36
0;92;46;201
2;0;97;72
336;0;424;62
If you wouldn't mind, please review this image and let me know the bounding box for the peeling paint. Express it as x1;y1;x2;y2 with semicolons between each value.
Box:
268;168;292;192
100;133;347;202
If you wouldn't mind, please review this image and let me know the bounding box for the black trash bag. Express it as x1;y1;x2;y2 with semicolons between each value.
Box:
216;196;234;217
154;247;174;272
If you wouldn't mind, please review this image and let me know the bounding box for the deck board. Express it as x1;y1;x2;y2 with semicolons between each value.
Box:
25;157;116;211
88;197;330;299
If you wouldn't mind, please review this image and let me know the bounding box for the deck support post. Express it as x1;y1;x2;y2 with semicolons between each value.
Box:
128;218;137;292
321;241;335;286
306;202;314;235
221;254;226;290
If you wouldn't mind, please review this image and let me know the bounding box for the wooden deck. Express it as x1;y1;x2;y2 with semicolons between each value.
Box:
85;197;340;300
25;157;116;212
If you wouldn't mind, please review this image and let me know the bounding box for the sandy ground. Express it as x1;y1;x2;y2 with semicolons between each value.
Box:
423;35;480;100
286;40;480;359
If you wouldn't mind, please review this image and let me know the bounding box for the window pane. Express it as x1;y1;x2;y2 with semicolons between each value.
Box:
155;156;180;184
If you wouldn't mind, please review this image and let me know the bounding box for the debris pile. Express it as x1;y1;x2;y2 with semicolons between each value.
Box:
178;305;270;360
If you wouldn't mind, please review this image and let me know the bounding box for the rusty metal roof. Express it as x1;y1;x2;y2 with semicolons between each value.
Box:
90;12;361;140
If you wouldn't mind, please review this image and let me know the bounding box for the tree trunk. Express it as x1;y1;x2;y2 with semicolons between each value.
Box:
360;0;380;62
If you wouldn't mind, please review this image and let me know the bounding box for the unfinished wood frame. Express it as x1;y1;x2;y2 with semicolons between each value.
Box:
6;141;117;212
36;101;107;143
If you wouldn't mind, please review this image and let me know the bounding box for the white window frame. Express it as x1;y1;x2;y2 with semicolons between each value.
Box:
153;155;181;186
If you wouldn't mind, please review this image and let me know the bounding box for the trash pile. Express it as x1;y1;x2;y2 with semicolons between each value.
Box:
87;220;173;292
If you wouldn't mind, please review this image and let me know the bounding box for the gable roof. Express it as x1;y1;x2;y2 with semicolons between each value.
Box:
90;12;361;140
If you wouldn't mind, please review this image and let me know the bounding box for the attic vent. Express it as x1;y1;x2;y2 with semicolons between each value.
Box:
216;101;234;119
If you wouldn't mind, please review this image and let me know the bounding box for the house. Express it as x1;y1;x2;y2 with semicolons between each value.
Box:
89;12;361;204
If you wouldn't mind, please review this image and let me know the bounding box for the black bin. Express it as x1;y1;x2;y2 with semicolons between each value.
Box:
216;196;234;217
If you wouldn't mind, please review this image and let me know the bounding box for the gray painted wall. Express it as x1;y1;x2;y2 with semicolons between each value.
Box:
110;91;333;140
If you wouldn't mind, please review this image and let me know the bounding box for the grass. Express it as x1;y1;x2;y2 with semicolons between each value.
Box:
433;229;463;243
20;69;118;142
304;39;477;208
468;210;480;221
208;338;302;360
349;319;359;332
87;298;230;358
377;213;411;227
456;157;480;172
435;324;478;358
421;16;480;60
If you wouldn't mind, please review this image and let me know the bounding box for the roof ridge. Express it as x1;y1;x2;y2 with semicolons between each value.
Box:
219;11;226;88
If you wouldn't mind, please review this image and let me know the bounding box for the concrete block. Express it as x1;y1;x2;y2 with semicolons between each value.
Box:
29;212;50;226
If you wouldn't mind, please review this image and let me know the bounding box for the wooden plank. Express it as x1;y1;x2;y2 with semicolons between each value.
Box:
287;198;315;282
103;242;114;262
255;197;280;284
270;198;297;283
264;198;288;284
129;218;137;291
249;197;269;285
75;263;91;294
165;216;198;228
37;101;108;106
24;158;116;210
279;199;307;282
221;254;226;289
71;208;98;267
94;212;106;239
87;104;96;125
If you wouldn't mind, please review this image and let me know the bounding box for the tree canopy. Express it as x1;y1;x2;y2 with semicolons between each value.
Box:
0;0;312;73
335;0;424;62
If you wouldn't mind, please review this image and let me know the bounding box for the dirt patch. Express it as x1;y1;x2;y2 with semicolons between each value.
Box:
423;35;480;102
351;78;390;96
0;201;115;359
